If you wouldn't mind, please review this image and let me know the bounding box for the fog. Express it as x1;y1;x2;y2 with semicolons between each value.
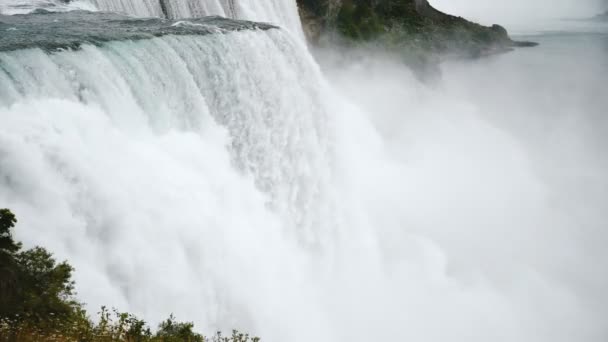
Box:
311;18;608;340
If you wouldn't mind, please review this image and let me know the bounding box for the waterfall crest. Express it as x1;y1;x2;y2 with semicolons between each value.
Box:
0;0;304;39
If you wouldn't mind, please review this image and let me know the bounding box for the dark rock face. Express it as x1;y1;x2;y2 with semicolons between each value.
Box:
512;40;539;48
296;0;536;61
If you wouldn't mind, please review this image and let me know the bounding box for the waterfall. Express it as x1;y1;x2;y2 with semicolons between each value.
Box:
87;0;165;17
0;10;332;334
85;0;233;19
2;1;607;342
0;0;97;14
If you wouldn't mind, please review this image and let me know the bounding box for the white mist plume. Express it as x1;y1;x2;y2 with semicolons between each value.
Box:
312;25;608;340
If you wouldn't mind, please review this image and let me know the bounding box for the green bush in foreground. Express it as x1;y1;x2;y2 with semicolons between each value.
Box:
0;209;259;342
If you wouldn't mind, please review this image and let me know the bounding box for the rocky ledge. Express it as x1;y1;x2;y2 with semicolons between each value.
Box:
297;0;537;62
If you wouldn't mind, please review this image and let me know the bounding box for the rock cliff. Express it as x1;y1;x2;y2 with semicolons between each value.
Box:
296;0;535;60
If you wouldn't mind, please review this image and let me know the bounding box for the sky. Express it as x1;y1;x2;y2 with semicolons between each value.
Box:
431;0;605;29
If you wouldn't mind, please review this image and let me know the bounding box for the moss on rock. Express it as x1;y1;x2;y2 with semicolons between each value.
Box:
297;0;535;62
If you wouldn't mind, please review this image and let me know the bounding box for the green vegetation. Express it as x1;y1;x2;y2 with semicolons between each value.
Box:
298;0;519;59
298;0;330;17
336;1;384;40
0;209;258;342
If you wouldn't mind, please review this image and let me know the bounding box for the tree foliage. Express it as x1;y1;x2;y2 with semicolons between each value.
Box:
0;209;259;342
156;314;203;342
0;209;78;326
13;247;78;322
0;208;19;253
0;208;21;317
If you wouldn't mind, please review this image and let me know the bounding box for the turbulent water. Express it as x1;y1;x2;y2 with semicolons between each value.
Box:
1;1;607;342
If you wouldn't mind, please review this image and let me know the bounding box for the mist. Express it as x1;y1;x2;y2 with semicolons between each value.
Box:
310;15;608;340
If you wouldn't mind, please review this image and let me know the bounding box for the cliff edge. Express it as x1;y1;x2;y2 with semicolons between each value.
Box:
297;0;536;60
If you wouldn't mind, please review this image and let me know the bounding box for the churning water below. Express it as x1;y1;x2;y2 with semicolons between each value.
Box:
0;5;607;342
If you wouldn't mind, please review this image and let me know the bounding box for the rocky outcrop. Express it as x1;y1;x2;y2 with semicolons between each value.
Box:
296;0;536;60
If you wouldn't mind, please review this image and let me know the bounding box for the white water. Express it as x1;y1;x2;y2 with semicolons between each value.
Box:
1;1;608;342
0;29;333;335
0;0;96;14
87;0;165;17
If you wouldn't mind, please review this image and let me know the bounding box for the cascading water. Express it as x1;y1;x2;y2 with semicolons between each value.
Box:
85;0;226;20
0;0;97;14
91;0;305;39
1;1;607;342
0;8;333;337
87;0;165;17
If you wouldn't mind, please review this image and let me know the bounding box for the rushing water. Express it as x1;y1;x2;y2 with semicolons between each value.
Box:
0;1;607;342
